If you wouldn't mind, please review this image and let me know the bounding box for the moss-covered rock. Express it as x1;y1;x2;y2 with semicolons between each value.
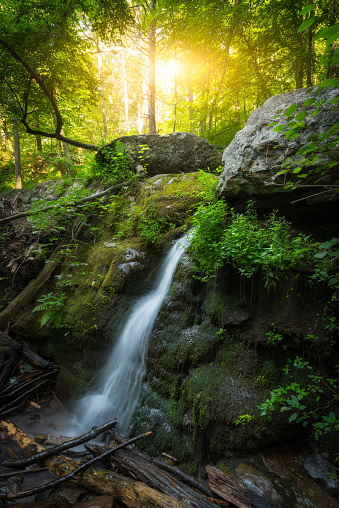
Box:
10;173;205;397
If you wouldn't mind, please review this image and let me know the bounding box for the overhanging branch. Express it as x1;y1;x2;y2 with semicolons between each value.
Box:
0;38;99;151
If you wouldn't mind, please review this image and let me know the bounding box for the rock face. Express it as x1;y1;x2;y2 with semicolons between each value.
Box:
218;86;339;209
104;132;222;177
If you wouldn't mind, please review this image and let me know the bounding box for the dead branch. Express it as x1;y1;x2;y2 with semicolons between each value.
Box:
1;417;118;469
206;465;255;508
152;459;215;499
0;468;47;480
0;180;133;226
107;429;215;501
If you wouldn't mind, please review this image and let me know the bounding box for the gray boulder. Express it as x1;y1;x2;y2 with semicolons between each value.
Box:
218;86;339;208
104;132;222;177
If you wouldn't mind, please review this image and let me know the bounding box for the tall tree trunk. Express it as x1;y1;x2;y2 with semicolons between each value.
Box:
7;85;22;188
188;86;194;132
173;56;177;133
306;29;313;86
36;115;42;152
0;117;6;155
235;98;240;124
121;53;130;133
97;45;108;141
148;0;156;133
12;113;22;189
295;58;304;89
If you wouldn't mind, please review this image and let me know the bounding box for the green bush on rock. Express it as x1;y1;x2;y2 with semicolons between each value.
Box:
190;199;314;288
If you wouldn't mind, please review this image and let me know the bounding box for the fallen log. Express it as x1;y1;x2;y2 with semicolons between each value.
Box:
206;465;255;508
0;421;192;507
107;428;215;500
2;417;118;469
0;241;69;331
152;459;215;499
0;333;50;371
0;337;20;391
100;446;218;507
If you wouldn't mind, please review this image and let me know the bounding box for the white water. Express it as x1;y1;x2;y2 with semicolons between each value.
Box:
75;230;192;434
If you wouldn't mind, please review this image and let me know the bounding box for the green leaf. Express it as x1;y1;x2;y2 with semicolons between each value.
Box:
285;104;298;115
318;78;339;88
327;32;339;46
315;251;327;259
313;25;339;42
299;4;314;15
296;110;307;121
273;125;285;132
289;413;298;422
298;17;315;33
303;97;316;106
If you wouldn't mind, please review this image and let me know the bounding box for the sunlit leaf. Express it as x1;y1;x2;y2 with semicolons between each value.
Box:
296;110;307;121
299;4;314;16
298;17;315;33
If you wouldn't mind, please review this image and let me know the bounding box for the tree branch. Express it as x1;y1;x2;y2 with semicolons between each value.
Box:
0;180;132;225
0;38;98;150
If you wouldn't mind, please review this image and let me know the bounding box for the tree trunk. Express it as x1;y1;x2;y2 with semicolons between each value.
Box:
295;58;304;89
0;117;6;154
12;113;22;189
306;28;313;87
7;85;22;188
97;46;108;141
188;86;194;132
36;116;43;152
148;0;157;133
121;53;130;133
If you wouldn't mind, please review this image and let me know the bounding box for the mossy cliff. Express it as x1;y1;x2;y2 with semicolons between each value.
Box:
4;172;338;470
10;173;203;396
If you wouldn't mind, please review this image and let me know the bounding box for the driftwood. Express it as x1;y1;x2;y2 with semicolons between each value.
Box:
0;333;58;419
0;421;192;507
2;417;118;469
86;435;218;508
106;429;216;501
206;465;255;508
0;180;132;226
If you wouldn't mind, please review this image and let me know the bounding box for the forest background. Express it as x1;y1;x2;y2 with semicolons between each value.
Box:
0;0;337;190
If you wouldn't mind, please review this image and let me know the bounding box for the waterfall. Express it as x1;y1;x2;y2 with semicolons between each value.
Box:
75;230;192;434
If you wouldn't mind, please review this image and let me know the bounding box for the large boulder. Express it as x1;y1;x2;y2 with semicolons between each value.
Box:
218;86;339;210
103;132;222;177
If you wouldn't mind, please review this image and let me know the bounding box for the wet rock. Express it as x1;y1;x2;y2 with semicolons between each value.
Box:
235;462;283;505
47;483;88;508
262;444;308;480
0;430;8;441
292;477;339;508
102;132;222;177
72;494;116;508
304;453;339;496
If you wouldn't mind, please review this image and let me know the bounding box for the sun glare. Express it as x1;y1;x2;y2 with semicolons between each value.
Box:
158;59;181;81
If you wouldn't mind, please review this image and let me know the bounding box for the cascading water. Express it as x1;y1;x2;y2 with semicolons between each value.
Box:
75;230;193;434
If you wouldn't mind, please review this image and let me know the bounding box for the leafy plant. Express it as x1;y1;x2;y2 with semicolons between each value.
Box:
190;200;313;288
32;292;67;329
92;141;137;186
257;358;339;440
